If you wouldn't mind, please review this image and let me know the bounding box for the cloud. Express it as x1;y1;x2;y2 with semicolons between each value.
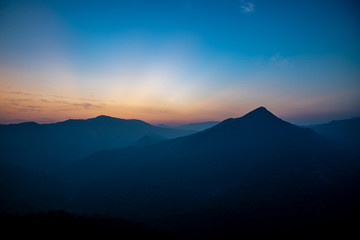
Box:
237;0;254;13
0;90;43;97
17;105;43;112
270;52;291;67
72;102;103;110
0;89;105;116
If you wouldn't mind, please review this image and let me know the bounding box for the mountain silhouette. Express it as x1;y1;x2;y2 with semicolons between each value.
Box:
0;116;195;172
1;107;359;238
62;106;332;185
308;117;360;152
58;107;359;238
175;121;220;131
131;135;165;147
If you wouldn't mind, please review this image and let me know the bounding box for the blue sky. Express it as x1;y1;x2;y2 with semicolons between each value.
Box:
0;0;359;124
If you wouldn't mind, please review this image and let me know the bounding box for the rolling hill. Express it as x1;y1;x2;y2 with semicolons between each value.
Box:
0;115;195;172
58;107;360;238
308;117;360;151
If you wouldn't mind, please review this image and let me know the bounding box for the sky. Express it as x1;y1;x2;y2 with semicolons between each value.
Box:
0;0;359;125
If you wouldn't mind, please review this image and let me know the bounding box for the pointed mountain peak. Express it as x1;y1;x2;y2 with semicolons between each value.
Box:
210;106;282;130
253;106;268;112
242;106;278;120
248;106;270;114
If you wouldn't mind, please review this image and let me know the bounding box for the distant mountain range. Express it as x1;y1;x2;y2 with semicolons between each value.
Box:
0;115;195;172
130;135;165;147
59;107;359;237
159;121;220;131
1;107;359;238
308;117;360;150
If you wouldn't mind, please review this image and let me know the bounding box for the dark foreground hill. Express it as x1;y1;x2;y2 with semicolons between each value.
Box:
0;115;195;172
1;107;360;239
57;107;360;238
0;210;174;239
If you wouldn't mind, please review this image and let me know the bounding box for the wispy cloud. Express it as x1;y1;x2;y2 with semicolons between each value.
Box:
72;102;102;110
237;0;254;13
0;89;106;117
270;52;291;67
18;105;43;112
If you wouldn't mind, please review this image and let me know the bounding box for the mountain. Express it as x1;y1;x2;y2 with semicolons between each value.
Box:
157;121;220;131
308;117;360;151
131;135;165;147
59;107;360;238
62;106;333;187
0;115;196;172
175;121;220;131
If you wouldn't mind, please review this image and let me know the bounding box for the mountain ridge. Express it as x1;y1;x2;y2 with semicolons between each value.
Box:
2;106;359;238
62;106;343;197
0;115;196;172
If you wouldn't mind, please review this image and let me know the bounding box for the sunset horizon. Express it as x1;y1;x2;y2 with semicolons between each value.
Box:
1;0;359;126
1;1;360;237
1;104;359;126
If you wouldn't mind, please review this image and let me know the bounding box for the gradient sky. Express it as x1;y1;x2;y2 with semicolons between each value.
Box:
0;0;359;125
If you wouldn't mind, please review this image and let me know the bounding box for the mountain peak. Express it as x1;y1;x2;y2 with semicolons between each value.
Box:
210;106;281;130
247;106;270;114
242;106;277;120
94;115;114;119
90;115;126;122
253;106;267;112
